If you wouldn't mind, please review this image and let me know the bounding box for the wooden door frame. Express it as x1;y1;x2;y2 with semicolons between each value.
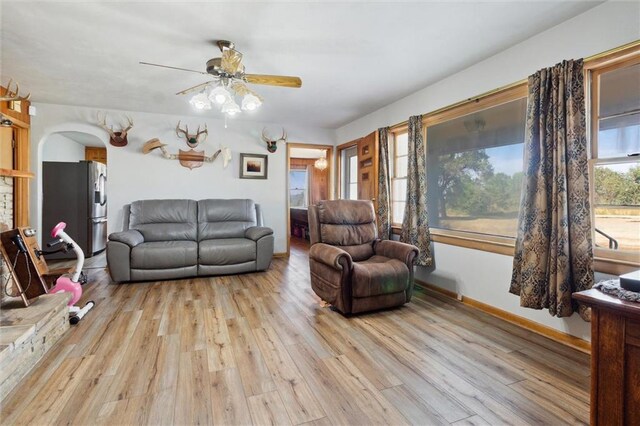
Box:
335;139;360;199
285;142;334;257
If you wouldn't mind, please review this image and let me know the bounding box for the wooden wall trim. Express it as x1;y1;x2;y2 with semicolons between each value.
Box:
415;279;592;354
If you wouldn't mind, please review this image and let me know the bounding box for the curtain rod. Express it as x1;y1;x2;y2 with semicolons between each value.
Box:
389;39;640;132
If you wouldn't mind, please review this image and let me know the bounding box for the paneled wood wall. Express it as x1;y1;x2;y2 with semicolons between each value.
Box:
290;158;328;205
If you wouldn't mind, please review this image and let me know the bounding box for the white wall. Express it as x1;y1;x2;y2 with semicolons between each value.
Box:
30;104;335;254
41;133;86;162
337;1;640;340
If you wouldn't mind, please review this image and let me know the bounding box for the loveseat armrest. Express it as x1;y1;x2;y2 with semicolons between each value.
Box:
309;243;353;271
245;226;273;241
374;239;419;266
109;229;144;248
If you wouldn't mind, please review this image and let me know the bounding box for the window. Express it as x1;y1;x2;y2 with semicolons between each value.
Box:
340;145;358;200
590;54;640;262
289;169;308;207
391;132;408;224
425;91;527;239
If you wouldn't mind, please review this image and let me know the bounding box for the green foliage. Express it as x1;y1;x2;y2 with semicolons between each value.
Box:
436;150;523;217
434;147;639;219
594;165;640;206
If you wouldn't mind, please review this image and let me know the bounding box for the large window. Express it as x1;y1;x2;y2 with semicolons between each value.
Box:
590;55;640;260
391;132;408;224
425;91;527;238
289;169;308;207
340;145;358;200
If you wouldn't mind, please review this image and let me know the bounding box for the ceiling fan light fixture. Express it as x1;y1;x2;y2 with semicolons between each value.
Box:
190;92;212;110
221;99;241;116
209;85;231;105
241;93;262;111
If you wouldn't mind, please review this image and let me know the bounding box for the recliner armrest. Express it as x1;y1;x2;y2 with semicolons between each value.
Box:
374;239;419;266
245;226;274;241
309;243;353;271
109;229;144;248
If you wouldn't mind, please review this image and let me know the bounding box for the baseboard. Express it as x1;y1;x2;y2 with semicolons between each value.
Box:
415;279;591;354
273;252;289;258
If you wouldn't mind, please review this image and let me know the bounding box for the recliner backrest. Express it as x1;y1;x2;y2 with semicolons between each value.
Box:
310;200;377;261
129;199;198;242
198;199;257;241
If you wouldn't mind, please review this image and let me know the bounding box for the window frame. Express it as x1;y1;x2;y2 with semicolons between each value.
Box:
289;168;309;208
390;130;409;225
345;146;359;200
381;42;640;265
336;140;359;200
390;83;528;255
587;49;640;274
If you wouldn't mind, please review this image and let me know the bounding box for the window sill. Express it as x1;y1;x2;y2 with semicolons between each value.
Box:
391;226;515;256
391;226;639;274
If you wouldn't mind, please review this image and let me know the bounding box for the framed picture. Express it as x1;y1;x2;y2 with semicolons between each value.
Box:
240;153;268;179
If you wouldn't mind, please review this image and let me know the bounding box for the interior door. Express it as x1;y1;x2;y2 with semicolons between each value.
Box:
357;131;378;211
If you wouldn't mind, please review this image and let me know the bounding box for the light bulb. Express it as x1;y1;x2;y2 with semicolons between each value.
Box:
241;93;262;111
189;92;211;110
209;86;230;105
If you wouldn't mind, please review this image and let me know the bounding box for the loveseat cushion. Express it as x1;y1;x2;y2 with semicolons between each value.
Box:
351;255;409;298
198;199;257;240
131;241;198;269
129;199;198;242
199;238;256;265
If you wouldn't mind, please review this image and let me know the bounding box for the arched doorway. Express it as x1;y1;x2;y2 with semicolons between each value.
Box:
38;129;108;262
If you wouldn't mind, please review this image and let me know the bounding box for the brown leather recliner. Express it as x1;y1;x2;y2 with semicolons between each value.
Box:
308;200;419;314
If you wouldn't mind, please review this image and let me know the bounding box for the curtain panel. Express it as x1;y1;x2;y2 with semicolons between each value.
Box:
510;59;594;320
401;115;432;266
377;127;391;240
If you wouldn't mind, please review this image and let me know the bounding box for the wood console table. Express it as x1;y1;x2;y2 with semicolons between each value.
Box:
573;289;640;425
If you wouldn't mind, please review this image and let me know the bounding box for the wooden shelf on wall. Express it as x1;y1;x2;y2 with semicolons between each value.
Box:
0;168;34;179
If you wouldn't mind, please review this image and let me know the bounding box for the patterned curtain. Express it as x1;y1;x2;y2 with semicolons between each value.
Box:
510;59;594;320
401;115;432;266
377;127;391;240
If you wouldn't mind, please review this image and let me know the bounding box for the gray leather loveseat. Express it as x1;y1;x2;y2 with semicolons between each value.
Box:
106;199;274;282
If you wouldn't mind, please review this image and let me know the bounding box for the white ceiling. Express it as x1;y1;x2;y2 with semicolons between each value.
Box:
1;1;602;129
290;147;326;159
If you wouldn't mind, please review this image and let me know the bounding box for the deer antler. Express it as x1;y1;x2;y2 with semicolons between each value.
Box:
120;116;134;137
261;128;271;143
195;124;208;143
1;79;31;101
97;112;116;137
279;128;287;142
176;120;189;139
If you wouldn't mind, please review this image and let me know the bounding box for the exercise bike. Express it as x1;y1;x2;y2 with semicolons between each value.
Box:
46;222;95;324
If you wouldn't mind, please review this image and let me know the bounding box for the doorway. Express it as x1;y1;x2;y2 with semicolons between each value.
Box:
40;131;107;265
286;143;334;256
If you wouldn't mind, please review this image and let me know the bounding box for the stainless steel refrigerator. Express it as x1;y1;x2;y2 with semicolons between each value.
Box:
43;160;107;259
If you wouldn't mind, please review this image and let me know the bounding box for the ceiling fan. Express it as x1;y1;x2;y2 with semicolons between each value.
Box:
140;40;302;116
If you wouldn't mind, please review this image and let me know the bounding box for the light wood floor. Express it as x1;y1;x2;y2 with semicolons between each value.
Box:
1;238;590;425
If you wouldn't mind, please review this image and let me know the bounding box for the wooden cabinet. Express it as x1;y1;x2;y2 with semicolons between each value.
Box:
85;147;107;165
573;289;640;425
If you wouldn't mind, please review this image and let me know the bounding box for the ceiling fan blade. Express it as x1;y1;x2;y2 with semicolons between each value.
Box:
244;74;302;88
175;81;215;96
221;49;243;74
139;61;209;76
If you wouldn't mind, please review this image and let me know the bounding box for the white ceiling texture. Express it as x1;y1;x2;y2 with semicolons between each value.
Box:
1;1;602;129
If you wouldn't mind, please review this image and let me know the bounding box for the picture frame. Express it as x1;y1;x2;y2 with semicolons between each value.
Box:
239;153;268;179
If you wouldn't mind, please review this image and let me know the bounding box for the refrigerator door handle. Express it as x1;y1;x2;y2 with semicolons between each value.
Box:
98;173;107;206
